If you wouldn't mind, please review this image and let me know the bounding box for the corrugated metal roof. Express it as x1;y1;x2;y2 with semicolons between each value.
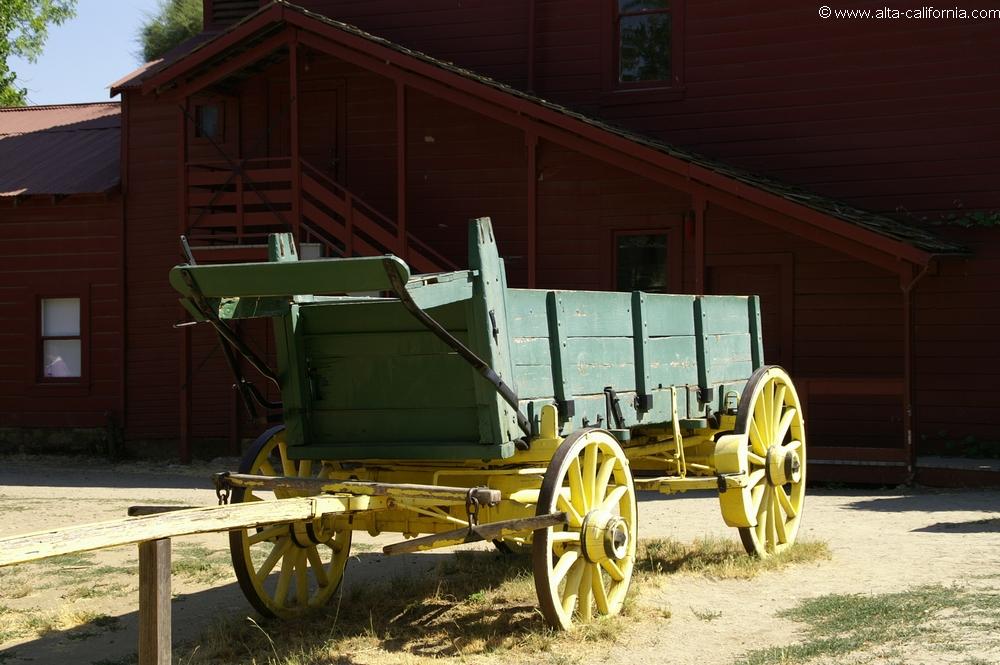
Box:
0;102;120;197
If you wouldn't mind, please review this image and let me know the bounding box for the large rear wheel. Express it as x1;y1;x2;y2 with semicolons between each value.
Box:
228;426;352;617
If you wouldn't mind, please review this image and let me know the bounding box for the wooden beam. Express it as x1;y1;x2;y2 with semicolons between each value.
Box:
383;512;565;555
289;31;302;243
0;495;359;567
138;539;171;665
396;81;407;261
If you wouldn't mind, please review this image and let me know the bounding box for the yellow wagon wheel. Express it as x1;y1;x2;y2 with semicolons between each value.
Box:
533;429;637;630
716;366;806;556
229;426;352;617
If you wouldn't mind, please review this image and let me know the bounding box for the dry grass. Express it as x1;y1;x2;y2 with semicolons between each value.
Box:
636;537;831;580
176;537;831;664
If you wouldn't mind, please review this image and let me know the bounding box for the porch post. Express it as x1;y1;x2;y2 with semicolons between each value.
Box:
692;193;706;295
289;31;302;243
396;81;408;260
900;262;929;482
526;131;538;288
177;101;192;464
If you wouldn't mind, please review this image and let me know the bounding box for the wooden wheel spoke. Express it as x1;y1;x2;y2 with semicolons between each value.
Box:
756;488;771;534
557;493;584;528
259;460;278;477
600;484;628;513
756;385;772;444
773;497;788;544
249;525;286;545
591;565;610;614
768;497;779;550
551;531;581;544
568;459;586;512
583;445;598;508
294;550;309;605
786;440;803;453
749;411;768;455
600;558;625;582
274;548;295;607
305;546;329;588
748;451;766;466
578;565;593;621
595;457;617;501
772;385;787;444
298;459;313;478
750;484;766;517
747;468;767;489
776;485;797;518
560;559;585;614
775;407;796;446
551;549;580;585
278;441;295;478
257;537;291;578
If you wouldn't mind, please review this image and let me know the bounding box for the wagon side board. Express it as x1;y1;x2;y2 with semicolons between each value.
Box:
507;288;763;435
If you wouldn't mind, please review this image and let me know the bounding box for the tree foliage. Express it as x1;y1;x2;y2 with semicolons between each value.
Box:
138;0;202;63
0;0;76;106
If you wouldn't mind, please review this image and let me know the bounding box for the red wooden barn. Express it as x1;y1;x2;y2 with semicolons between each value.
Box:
2;0;997;482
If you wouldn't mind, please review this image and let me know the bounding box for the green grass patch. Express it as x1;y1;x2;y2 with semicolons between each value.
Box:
172;544;232;583
740;585;1000;665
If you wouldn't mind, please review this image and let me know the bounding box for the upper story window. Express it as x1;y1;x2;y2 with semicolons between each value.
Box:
195;103;224;140
41;297;82;379
605;0;684;98
617;1;672;83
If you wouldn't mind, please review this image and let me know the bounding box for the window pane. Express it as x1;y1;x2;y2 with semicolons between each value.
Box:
195;105;221;139
619;0;668;12
617;233;668;292
619;13;672;82
43;339;82;378
41;298;80;336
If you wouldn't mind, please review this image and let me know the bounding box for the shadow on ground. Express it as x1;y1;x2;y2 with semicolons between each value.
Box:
844;490;1000;514
0;549;542;665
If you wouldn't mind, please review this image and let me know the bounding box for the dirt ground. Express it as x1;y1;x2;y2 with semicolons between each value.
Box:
0;455;998;665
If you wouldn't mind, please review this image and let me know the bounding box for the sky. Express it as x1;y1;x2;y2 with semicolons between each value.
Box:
8;0;167;105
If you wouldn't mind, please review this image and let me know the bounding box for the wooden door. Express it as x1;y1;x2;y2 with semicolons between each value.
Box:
707;257;793;368
300;84;345;181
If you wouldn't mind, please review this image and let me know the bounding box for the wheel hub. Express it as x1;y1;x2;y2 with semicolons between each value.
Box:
766;445;802;486
580;510;629;563
289;517;336;548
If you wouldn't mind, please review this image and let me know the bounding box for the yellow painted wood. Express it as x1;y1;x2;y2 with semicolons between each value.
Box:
715;366;806;556
532;430;637;630
0;494;354;567
228;428;354;618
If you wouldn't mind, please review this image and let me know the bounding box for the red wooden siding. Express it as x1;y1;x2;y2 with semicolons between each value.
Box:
914;231;1000;446
0;197;122;428
122;95;183;439
289;0;1000;223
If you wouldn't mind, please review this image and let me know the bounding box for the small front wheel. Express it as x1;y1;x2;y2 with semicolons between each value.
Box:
533;429;637;630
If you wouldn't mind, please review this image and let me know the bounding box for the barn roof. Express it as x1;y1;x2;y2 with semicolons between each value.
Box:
0;102;120;197
133;1;966;259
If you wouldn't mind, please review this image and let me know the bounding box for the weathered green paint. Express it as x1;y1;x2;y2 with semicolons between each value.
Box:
748;295;765;369
168;219;768;463
169;255;410;299
631;292;652;407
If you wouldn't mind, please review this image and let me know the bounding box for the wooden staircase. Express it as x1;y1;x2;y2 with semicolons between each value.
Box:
184;157;455;272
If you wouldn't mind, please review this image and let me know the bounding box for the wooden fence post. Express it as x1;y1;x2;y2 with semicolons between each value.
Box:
138;538;171;665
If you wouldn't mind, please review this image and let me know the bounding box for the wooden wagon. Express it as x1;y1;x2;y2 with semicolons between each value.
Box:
166;217;806;629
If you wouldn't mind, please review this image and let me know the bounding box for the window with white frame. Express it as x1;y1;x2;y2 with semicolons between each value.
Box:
41;298;82;378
